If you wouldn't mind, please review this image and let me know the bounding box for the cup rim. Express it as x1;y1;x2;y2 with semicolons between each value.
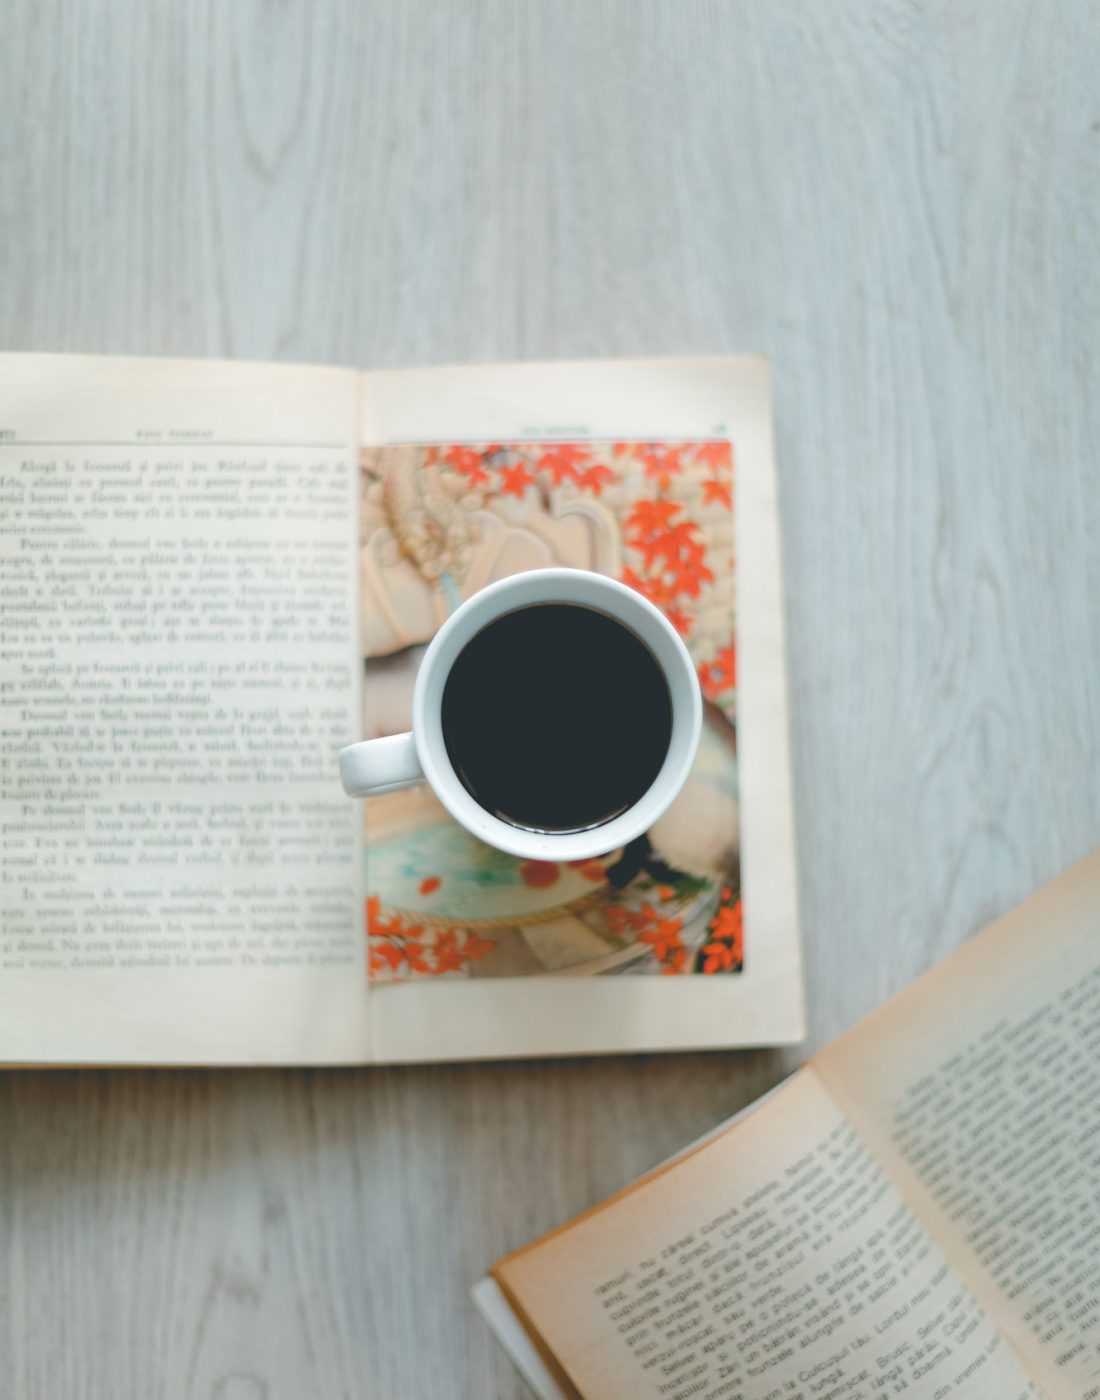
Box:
410;568;702;862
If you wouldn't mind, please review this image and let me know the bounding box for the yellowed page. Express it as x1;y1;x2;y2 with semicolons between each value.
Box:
358;357;803;1062
0;354;367;1063
494;1070;1037;1400
815;848;1100;1399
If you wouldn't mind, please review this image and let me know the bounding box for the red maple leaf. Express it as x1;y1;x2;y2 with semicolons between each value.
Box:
702;478;732;509
703;645;735;694
625;499;682;537
709;901;742;945
499;462;535;497
402;939;432;974
701;941;740;973
621;566;669;607
578;463;615;496
702;897;743;972
636;519;699;569
419;876;442;896
461;932;496;962
536;444;591;485
666;609;691;635
640;446;682;483
668;558;714;599
429;931;464;974
369;940;405;972
694;441;732;471
640;916;684;964
366;895;400;938
443;445;490;487
431;945;465;974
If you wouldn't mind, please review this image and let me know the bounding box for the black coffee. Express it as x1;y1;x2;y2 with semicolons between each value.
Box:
441;603;672;833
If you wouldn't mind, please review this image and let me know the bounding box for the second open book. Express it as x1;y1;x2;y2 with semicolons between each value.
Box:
479;848;1100;1400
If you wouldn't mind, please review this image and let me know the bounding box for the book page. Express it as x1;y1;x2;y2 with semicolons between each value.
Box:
358;358;803;1062
0;355;367;1063
493;1071;1037;1400
474;1085;788;1400
815;848;1100;1399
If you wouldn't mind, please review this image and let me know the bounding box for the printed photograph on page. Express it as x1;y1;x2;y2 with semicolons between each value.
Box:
358;438;741;982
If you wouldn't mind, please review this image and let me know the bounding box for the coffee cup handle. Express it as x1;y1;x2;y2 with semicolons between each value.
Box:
339;734;424;797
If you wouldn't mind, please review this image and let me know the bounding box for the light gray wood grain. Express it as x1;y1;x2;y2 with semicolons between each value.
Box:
1;0;1098;1395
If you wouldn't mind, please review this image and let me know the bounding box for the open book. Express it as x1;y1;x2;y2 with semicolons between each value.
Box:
0;354;801;1063
479;848;1100;1399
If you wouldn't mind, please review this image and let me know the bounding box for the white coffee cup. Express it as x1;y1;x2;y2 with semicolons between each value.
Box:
339;568;702;862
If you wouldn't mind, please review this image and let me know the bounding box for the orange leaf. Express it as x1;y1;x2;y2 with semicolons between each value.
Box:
694;441;732;471
499;462;535;497
432;942;467;974
714;645;736;691
625;499;682;536
631;518;708;581
419;876;442;896
702;478;732;509
536;444;591;485
461;932;496;962
702;943;739;974
403;941;432;974
578;463;614;495
366;895;400;937
638;446;682;481
443;445;490;486
709;901;743;942
640;916;685;963
706;898;744;966
369;940;406;972
668;559;714;599
620;567;675;610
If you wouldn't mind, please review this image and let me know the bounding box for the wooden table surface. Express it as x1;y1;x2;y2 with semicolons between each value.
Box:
2;3;1098;1396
